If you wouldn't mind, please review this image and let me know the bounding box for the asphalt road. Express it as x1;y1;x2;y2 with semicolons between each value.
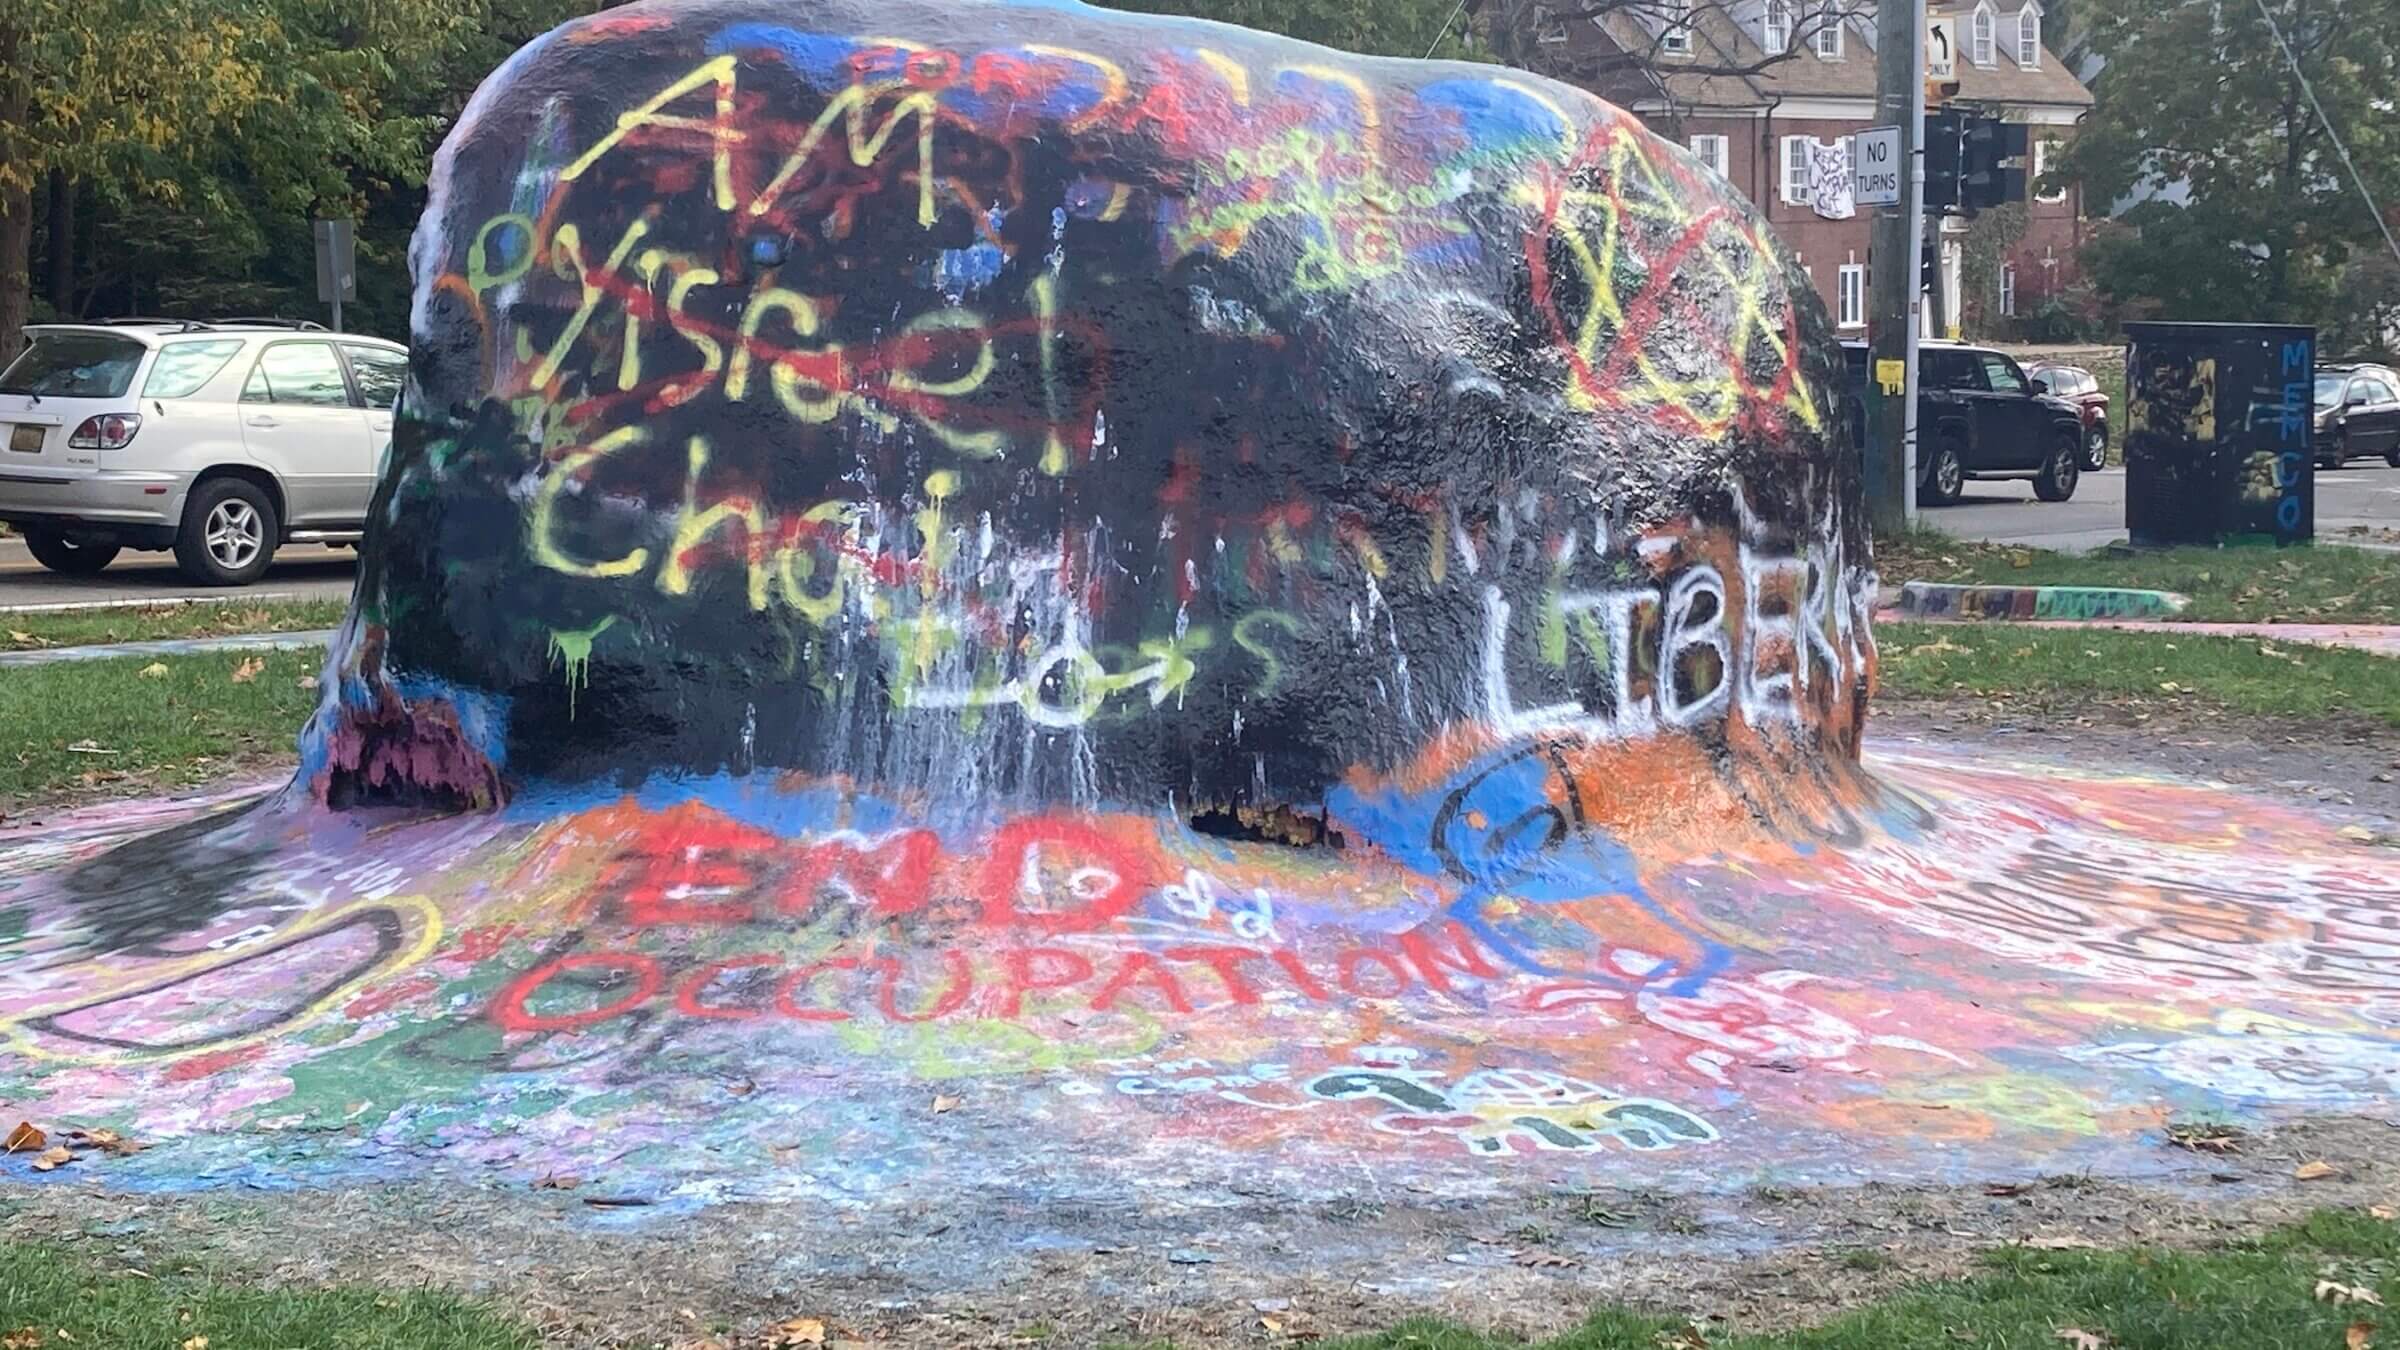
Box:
1931;462;2400;550
0;538;357;609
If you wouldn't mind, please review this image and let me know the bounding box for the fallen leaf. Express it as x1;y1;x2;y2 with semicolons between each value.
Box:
2025;1235;2102;1250
138;663;169;679
2;1327;38;1350
2352;1322;2376;1350
297;675;319;690
6;631;30;643
767;1317;826;1348
2054;1330;2108;1349
28;1146;70;1172
182;1338;209;1350
2372;1206;2396;1220
2;1123;42;1154
1514;1249;1581;1268
931;1094;961;1114
230;657;263;684
1655;1329;1711;1350
2167;1122;2245;1154
1260;1316;1285;1334
533;1173;580;1191
2297;1160;2342;1181
2320;1281;2386;1307
65;1129;139;1157
1985;1182;2031;1197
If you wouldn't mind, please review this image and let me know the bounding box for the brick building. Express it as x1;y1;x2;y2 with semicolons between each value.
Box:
1535;0;2094;337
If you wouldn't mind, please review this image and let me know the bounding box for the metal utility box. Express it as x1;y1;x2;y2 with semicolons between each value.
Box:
2122;321;2314;547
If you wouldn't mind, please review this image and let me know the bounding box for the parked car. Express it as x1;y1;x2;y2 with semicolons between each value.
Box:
2024;360;2110;471
2313;363;2400;469
0;319;405;584
1840;340;2088;506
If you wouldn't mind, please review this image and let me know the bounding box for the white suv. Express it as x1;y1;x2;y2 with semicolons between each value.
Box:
0;319;404;585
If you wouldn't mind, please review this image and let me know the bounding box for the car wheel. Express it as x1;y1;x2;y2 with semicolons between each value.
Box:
2387;448;2400;469
174;478;280;586
1918;440;1966;507
2035;434;2081;502
21;527;120;576
2083;422;2108;471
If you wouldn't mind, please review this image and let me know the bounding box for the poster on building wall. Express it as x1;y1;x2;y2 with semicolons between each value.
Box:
1809;139;1855;219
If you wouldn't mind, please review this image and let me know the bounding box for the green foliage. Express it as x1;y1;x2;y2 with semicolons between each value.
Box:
2066;0;2400;325
0;647;326;802
1321;1208;2400;1348
0;1237;539;1350
0;0;597;345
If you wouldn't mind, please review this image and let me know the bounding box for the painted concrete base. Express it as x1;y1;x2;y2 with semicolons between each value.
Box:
1896;582;2191;622
2;745;2395;1216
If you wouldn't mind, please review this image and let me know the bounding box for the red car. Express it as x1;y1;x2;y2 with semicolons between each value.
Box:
2024;361;2111;470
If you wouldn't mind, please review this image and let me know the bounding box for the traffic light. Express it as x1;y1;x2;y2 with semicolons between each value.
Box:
1923;110;1963;211
1960;117;2029;214
1920;239;1939;294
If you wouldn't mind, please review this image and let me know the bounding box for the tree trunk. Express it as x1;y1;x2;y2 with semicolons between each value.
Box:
44;169;73;315
0;185;29;365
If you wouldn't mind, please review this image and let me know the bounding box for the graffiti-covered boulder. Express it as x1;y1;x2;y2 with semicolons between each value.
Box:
313;0;1869;829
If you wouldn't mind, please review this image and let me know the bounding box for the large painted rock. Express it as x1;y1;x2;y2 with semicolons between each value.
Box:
316;0;1872;832
12;0;2400;1226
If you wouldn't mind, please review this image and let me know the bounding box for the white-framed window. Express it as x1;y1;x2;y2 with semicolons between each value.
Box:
1690;133;1730;178
1813;4;1845;57
1998;264;2017;316
2016;1;2042;65
1837;263;1866;328
1780;135;1812;203
1763;0;1795;54
1660;0;1694;55
1971;1;1997;65
2033;137;2067;203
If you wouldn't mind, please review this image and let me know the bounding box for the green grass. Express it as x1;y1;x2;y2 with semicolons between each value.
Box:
0;1238;538;1350
0;647;326;802
1876;530;2400;625
1;598;347;652
1879;621;2400;727
1322;1209;2400;1349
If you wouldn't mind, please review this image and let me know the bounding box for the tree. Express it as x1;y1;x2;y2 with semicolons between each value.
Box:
0;0;590;357
2064;0;2400;326
1473;0;1853;85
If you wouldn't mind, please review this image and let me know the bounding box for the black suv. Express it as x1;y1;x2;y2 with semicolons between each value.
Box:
1842;341;2090;506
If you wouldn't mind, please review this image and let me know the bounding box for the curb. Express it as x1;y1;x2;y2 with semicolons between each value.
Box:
1895;581;2188;622
0;630;337;669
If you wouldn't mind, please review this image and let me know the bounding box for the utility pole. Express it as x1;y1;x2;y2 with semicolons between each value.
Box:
1865;0;1925;533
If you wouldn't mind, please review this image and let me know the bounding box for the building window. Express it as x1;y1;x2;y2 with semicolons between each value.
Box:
1690;133;1730;177
1998;264;2017;317
1971;2;1997;65
1814;4;1845;57
1763;0;1795;54
1660;0;1694;55
2033;137;2067;203
2016;2;2041;65
1780;135;1812;204
1838;263;1866;328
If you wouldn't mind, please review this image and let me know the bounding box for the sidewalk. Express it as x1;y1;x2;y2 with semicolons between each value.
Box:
1883;613;2400;658
0;629;336;669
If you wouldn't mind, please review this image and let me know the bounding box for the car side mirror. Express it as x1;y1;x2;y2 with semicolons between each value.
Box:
2028;378;2048;395
2348;391;2371;406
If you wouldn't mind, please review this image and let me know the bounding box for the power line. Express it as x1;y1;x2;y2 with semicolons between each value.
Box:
1426;0;1474;58
2251;0;2400;271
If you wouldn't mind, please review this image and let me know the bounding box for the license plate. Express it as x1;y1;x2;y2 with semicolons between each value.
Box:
7;424;42;453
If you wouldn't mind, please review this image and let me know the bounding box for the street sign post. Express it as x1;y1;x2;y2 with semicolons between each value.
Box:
1852;125;1903;206
1925;15;1960;103
313;218;357;333
1926;16;1957;79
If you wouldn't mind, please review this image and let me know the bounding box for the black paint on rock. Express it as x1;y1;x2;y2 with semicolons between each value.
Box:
307;0;1867;816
